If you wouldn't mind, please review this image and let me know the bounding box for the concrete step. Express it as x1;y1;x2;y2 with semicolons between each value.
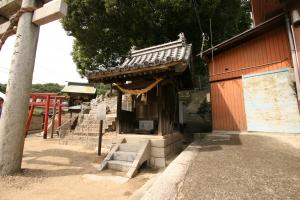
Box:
113;151;137;162
107;160;133;172
119;144;140;152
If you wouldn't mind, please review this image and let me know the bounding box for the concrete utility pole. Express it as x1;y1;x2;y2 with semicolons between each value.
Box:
0;0;67;175
0;0;39;175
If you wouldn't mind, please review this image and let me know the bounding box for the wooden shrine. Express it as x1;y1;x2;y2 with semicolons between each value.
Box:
88;33;193;137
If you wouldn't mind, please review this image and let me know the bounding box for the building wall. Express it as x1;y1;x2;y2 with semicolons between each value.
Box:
209;25;292;131
209;26;292;82
251;0;283;25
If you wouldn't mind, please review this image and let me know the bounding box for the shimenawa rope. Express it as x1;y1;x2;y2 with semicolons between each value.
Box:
0;7;35;50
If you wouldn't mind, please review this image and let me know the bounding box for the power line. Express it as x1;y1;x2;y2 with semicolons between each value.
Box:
192;0;209;58
210;18;215;74
192;0;204;34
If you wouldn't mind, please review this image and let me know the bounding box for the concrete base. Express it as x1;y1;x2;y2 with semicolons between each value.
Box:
118;133;183;168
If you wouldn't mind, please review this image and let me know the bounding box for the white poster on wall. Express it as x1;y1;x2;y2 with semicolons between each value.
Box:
242;68;300;133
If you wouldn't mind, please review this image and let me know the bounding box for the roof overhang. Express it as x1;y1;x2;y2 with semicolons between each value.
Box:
88;61;189;84
202;13;285;61
61;85;96;95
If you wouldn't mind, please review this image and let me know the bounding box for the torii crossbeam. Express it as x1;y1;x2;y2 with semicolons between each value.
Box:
0;0;68;175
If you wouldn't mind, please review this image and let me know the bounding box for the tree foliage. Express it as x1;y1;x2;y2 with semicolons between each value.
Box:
0;83;63;94
31;83;63;93
62;0;252;77
0;83;5;93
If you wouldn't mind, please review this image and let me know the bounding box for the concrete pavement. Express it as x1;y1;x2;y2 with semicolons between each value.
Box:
139;133;300;200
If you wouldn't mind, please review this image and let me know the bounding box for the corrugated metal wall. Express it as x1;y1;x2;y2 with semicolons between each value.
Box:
211;79;247;131
251;0;283;25
209;26;292;82
209;25;292;131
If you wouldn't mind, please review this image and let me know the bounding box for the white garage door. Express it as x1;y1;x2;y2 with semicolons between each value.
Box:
242;68;300;133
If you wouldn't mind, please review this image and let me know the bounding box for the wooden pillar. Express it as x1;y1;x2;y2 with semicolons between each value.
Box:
158;84;163;136
25;95;36;136
51;97;57;138
0;0;40;175
116;90;122;134
43;95;50;139
58;98;62;128
98;120;103;156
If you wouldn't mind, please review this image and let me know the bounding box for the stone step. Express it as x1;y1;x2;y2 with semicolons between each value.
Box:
119;144;140;152
113;151;137;162
107;160;133;172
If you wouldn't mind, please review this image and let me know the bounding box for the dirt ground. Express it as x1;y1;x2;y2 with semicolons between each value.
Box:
0;136;157;200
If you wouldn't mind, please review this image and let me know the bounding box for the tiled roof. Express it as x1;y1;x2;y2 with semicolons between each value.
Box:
87;33;192;82
61;85;96;94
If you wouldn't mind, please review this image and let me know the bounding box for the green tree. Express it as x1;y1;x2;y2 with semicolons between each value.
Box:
1;83;63;94
31;83;63;93
0;84;6;93
62;0;252;77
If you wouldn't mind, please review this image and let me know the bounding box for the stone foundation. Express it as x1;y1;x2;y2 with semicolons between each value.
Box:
119;132;183;168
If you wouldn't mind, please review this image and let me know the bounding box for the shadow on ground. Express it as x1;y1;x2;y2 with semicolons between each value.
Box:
21;148;104;178
186;133;242;153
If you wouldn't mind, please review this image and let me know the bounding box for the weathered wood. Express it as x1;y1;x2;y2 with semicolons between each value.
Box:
116;90;122;134
157;84;163;135
88;62;186;81
98;120;103;156
32;0;67;26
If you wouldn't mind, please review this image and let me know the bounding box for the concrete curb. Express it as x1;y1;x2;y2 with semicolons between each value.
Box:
139;142;200;200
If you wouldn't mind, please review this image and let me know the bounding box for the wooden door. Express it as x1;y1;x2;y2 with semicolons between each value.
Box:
211;78;247;131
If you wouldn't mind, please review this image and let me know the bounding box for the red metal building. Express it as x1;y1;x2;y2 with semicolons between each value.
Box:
203;0;300;133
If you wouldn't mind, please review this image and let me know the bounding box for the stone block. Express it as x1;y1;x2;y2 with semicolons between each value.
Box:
0;0;22;19
151;145;173;157
32;0;67;26
149;157;166;168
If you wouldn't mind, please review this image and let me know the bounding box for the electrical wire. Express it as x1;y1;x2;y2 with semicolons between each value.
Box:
209;18;215;74
192;0;209;58
192;0;204;34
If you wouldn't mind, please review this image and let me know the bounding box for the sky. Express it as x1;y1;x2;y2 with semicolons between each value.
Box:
0;21;87;85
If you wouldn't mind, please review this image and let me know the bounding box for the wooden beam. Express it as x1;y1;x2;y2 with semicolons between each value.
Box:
32;0;67;26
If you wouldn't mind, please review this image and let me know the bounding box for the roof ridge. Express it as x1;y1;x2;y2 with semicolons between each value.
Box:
131;33;187;56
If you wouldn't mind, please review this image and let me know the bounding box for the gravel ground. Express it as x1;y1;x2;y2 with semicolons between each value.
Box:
178;133;300;200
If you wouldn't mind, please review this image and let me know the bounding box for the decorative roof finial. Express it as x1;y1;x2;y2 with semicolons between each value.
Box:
178;33;186;43
130;45;137;53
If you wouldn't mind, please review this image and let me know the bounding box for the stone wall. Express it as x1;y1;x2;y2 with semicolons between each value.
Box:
180;89;212;136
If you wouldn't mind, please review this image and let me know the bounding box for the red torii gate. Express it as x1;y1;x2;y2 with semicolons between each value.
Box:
25;93;68;139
